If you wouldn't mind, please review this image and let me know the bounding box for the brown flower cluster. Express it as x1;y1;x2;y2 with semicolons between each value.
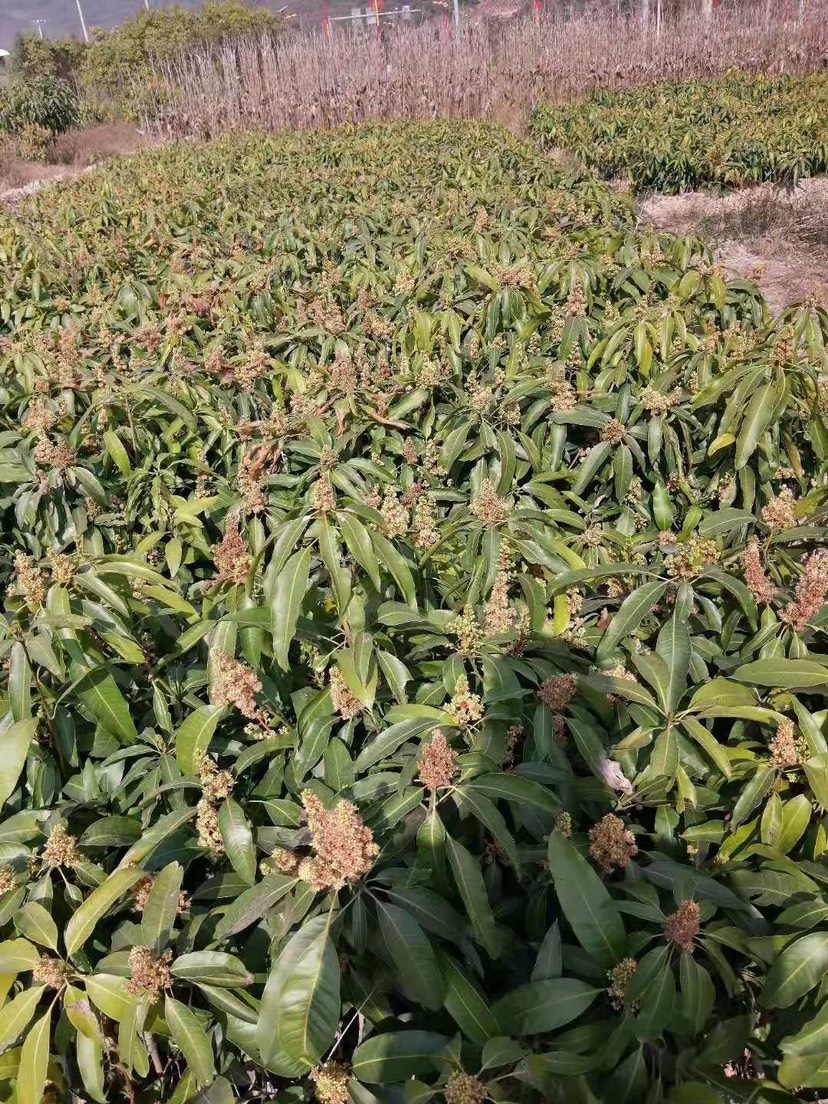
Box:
453;607;481;654
311;478;336;514
607;958;638;1010
237;454;267;513
381;487;409;538
412;495;440;551
298;791;378;890
211;649;263;720
588;814;638;874
665;900;700;953
33;957;69;990
770;718;800;768
195;756;233;860
47;550;75;586
566;282;587;317
0;866;15;895
197;799;224;859
269;847;301;875
199;756;234;802
43;823;81;869
761;487;798;531
125;946;172;1001
402;438;419;466
211;512;250;586
641;386;681;416
444;1072;487;1104
554;811;573;837
310;1063;351;1104
666;535;720;578
781;549;828;633
503;724;523;770
741;539;776;605
600;418;626;445
538;673;577;711
471;479;508;526
330;667;364;720
497;263;535;290
484;551;515;636
447;675;484;728
13;551;47;609
23;401;57;435
33;436;75;470
418;731;459;791
548;376;576;412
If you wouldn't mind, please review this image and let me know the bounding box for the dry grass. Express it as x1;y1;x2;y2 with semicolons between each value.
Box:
641;178;828;311
143;5;828;138
47;123;148;167
1;124;148;201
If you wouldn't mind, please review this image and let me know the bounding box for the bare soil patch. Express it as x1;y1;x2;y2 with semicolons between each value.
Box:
640;177;828;313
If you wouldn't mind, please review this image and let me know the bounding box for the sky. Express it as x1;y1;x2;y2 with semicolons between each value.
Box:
0;0;202;49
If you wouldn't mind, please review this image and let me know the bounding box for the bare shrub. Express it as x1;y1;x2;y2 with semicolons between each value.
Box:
143;4;828;139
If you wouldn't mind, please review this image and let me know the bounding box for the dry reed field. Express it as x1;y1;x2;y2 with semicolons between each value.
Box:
144;4;828;138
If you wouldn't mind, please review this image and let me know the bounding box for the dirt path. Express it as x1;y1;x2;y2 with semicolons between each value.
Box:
640;177;828;314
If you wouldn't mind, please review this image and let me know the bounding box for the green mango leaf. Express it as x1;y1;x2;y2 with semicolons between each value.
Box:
352;1031;450;1083
0;938;39;974
15;903;58;952
596;581;668;662
218;799;257;886
166;995;215;1088
493;977;599;1035
213;873;297;941
171;951;253;987
17;1007;51;1104
547;832;626;968
141;862;184;951
257;915;340;1068
734;659;828;690
65;868;144;958
175;706;225;776
0;718;38;807
446;836;498;958
377;901;445;1011
271;547;312;670
439;953;499;1043
0;986;46;1051
72;667;138;743
762;933;828;1008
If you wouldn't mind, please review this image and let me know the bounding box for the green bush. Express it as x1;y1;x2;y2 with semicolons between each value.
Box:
1;120;828;1102
7;32;88;84
0;75;80;138
81;0;285;119
531;71;828;193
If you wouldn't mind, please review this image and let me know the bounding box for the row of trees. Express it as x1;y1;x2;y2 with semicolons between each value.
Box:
4;1;285;120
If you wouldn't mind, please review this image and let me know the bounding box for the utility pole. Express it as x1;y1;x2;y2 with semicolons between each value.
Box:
33;18;46;39
76;0;89;42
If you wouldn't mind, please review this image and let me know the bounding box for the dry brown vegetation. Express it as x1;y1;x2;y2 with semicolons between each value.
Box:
641;178;828;311
0;123;147;198
144;5;828;138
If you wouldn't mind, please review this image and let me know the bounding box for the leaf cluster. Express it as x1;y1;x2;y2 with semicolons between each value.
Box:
0;120;828;1102
530;72;828;193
